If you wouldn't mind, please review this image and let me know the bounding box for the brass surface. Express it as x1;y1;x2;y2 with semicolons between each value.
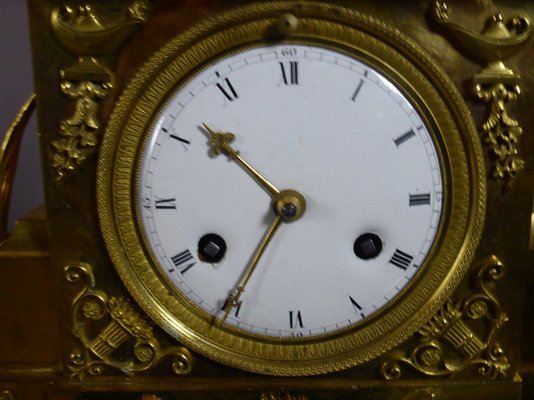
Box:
97;1;485;376
2;0;533;398
65;262;192;380
433;1;532;185
203;124;282;197
221;215;282;324
380;255;509;380
0;95;36;240
0;390;14;400
50;1;149;181
260;394;308;400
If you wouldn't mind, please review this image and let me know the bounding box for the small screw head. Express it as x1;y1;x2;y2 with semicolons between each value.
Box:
276;13;299;36
281;203;298;218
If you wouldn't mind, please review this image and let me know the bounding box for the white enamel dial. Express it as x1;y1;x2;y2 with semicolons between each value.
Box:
138;44;443;338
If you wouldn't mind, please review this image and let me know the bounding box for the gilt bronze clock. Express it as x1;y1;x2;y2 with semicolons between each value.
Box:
1;0;533;399
97;2;484;375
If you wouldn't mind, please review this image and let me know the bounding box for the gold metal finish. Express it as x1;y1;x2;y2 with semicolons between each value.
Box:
65;262;192;380
400;391;436;400
474;80;524;184
52;80;112;181
50;1;149;181
260;394;308;400
276;13;299;36
98;1;485;375
6;0;533;397
273;189;306;222
0;94;36;240
433;1;532;185
222;215;283;323
380;255;509;380
0;390;14;400
204;123;307;320
203;124;307;222
203;124;281;197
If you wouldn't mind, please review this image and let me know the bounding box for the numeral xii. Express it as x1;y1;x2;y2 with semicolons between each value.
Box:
280;61;299;85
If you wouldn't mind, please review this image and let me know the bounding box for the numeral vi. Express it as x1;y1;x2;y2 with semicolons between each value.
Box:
289;310;304;329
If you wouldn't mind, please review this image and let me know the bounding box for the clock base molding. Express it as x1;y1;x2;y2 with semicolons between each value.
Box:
0;376;524;400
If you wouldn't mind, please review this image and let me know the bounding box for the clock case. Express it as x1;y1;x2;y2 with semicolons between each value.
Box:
1;0;533;399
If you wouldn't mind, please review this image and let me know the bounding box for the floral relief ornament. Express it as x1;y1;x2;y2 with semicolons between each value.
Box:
50;1;149;181
432;1;532;186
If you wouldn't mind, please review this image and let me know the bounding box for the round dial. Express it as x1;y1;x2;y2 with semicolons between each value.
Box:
98;2;485;376
139;44;443;338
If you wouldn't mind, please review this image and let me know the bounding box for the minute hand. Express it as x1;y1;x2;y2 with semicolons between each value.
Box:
221;214;283;323
202;123;281;197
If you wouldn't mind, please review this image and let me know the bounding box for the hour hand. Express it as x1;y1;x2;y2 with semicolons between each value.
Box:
204;127;238;158
201;123;281;197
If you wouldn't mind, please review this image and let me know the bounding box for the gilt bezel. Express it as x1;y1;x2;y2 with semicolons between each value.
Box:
97;1;485;375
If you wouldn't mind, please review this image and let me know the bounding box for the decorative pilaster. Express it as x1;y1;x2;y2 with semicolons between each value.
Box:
50;2;149;181
432;1;531;186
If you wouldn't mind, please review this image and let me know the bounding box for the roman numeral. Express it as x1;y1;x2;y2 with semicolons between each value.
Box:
222;296;243;318
289;310;304;329
170;249;196;274
351;79;365;101
409;193;431;206
155;197;176;210
215;72;239;101
389;249;414;270
170;134;191;145
163;127;191;147
393;129;416;147
349;296;362;312
142;197;151;209
349;296;365;318
280;61;299;85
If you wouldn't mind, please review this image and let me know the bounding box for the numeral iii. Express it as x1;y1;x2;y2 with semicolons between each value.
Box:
389;249;414;270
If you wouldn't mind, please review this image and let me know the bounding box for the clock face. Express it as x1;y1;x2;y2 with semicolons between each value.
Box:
138;44;443;338
98;2;484;375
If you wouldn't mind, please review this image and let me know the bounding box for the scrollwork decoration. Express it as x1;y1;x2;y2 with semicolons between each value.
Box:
380;256;509;380
432;1;532;186
65;262;192;380
50;1;149;181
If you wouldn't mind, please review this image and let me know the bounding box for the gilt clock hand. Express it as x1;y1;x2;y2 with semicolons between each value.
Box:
221;214;283;323
221;189;307;323
202;123;281;197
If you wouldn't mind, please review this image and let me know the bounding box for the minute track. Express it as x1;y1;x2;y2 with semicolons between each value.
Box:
138;44;443;339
